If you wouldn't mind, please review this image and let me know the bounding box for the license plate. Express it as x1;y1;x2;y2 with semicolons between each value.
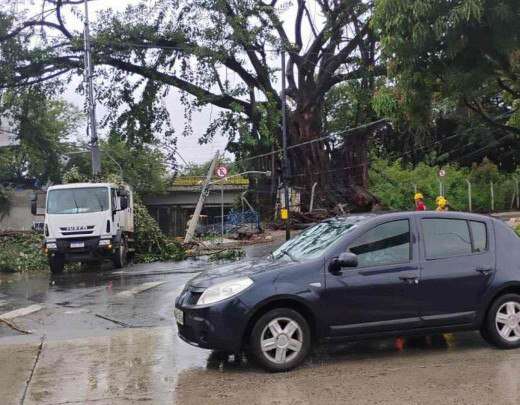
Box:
70;242;84;248
174;308;184;325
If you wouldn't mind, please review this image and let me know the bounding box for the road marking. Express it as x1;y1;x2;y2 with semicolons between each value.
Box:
115;281;166;298
0;304;43;320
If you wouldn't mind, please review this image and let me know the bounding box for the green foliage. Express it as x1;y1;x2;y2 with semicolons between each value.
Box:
180;156;239;177
0;232;47;273
133;197;186;263
370;158;516;212
63;138;169;195
0;186;11;219
0;88;82;185
62;166;88;184
374;0;520;130
208;248;245;262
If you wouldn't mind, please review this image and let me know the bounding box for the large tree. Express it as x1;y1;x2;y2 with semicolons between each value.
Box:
374;0;520;165
0;0;385;209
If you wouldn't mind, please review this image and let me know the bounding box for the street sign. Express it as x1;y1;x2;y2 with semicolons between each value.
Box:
216;166;228;178
438;169;446;177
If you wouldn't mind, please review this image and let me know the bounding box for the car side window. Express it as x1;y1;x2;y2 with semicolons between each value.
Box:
349;220;411;268
469;221;487;252
422;219;472;259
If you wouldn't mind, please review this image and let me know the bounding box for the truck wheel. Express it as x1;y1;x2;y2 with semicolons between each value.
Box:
49;255;65;274
250;308;311;372
483;293;520;349
112;242;127;269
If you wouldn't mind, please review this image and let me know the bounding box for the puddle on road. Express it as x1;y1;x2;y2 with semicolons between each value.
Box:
0;241;276;307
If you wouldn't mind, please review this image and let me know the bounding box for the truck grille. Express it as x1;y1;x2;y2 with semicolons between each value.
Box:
60;226;95;236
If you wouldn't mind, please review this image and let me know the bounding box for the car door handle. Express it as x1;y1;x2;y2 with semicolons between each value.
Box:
399;275;419;285
475;266;493;276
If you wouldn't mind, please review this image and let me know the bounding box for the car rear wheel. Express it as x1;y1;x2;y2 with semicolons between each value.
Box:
250;308;311;372
483;294;520;349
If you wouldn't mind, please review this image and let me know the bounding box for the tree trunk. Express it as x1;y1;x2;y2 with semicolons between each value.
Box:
287;102;377;211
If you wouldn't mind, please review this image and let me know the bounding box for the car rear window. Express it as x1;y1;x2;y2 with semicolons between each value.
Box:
469;221;487;252
422;219;472;259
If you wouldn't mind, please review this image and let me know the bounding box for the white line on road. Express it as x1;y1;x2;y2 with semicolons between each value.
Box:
115;282;166;298
0;304;43;320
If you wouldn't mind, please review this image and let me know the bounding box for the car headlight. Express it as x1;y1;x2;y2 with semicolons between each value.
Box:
98;239;111;246
46;242;57;249
197;277;253;306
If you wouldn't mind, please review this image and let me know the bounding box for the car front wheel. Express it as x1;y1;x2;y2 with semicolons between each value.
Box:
250;308;311;372
483;293;520;349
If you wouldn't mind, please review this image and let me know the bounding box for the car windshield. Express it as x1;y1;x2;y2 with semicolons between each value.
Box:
47;187;109;214
272;219;361;261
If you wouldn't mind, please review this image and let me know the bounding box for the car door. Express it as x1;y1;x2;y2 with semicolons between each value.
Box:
323;217;421;337
418;216;495;326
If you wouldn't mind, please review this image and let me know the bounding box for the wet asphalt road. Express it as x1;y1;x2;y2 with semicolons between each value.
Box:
1;242;520;404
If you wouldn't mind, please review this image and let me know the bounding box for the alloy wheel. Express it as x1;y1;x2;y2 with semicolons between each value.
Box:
495;301;520;342
260;317;303;364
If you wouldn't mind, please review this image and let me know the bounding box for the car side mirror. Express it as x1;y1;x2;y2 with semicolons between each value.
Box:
338;252;358;268
120;196;129;211
329;252;358;274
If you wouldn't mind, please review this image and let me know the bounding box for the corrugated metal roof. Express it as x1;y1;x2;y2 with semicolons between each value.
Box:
171;176;249;187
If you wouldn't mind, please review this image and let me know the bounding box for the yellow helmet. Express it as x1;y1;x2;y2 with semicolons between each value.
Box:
414;192;424;201
436;196;447;207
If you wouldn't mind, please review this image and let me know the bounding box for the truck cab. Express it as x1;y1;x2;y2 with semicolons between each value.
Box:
33;182;134;274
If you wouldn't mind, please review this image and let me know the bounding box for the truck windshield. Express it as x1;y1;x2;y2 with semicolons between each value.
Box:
47;187;109;214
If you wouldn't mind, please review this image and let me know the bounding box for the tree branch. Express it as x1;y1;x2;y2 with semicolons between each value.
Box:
102;56;253;116
464;97;520;136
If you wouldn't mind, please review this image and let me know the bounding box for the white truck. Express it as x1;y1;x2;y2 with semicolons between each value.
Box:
31;182;134;274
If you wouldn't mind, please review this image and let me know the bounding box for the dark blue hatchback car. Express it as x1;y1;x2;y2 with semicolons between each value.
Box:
175;211;520;371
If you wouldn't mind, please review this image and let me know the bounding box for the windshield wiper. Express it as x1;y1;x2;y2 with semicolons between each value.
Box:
279;249;298;262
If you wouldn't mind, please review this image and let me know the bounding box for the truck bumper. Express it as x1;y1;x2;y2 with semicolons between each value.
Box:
46;237;118;262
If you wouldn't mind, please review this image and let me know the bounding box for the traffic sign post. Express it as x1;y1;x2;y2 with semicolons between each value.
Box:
216;166;228;178
215;166;228;242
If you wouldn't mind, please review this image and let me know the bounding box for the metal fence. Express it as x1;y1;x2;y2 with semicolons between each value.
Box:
205;209;261;236
411;179;520;213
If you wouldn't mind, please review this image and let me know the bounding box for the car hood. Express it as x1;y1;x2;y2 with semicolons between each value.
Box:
188;258;296;289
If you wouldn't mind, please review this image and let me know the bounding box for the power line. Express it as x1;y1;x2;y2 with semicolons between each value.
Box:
234;118;388;165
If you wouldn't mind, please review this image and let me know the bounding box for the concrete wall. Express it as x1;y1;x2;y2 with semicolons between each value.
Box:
0;190;42;231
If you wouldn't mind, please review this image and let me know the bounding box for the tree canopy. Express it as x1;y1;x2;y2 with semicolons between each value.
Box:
0;0;387;208
374;0;520;160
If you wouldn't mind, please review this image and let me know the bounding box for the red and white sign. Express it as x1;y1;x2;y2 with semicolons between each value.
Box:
216;166;228;178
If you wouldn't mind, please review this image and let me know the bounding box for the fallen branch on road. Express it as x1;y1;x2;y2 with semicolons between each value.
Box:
0;317;32;334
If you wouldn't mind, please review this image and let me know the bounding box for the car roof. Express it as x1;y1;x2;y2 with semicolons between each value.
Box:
328;211;496;223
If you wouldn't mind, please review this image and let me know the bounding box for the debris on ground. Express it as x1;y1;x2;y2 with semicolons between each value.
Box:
0;231;47;273
208;249;245;262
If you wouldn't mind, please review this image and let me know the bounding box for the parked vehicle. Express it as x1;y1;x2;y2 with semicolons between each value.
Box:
31;182;134;274
175;211;520;372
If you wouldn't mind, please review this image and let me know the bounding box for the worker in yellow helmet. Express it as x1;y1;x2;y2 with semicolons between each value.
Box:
436;196;448;211
414;193;427;211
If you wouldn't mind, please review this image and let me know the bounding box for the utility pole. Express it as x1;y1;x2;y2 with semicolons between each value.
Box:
184;151;220;244
281;50;291;240
83;0;101;176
